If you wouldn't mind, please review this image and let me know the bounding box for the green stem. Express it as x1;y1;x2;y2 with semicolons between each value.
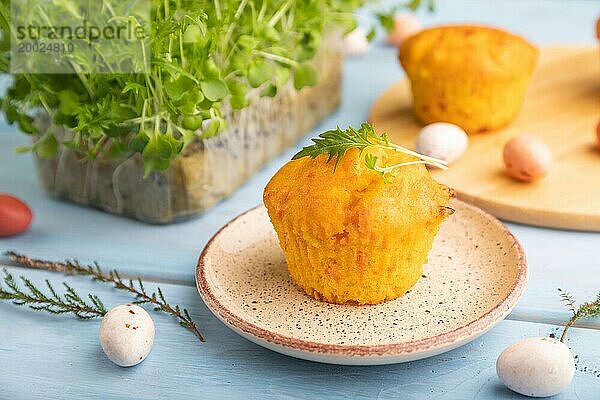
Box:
254;50;299;67
374;160;434;174
269;0;292;27
382;143;448;169
214;0;222;20
234;0;248;19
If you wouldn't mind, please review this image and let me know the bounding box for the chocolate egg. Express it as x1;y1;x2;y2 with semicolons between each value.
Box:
503;135;552;182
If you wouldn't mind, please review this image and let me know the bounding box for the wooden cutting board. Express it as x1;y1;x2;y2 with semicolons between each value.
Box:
369;46;600;231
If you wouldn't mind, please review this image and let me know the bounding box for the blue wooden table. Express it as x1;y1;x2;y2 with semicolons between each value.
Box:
1;1;599;399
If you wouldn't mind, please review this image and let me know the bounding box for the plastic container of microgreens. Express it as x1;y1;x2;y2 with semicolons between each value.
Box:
33;34;343;223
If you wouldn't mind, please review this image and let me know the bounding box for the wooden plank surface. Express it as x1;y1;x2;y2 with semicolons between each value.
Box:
0;267;598;400
370;46;600;231
2;131;599;325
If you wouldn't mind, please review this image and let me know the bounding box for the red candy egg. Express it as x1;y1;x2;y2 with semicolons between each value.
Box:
0;193;33;237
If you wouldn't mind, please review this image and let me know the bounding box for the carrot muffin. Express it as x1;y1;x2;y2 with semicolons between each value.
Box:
263;125;454;305
399;25;538;134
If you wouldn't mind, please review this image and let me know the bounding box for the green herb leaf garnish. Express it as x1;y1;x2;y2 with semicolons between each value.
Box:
292;122;448;178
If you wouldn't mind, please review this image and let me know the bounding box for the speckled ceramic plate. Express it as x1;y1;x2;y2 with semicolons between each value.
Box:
196;199;527;365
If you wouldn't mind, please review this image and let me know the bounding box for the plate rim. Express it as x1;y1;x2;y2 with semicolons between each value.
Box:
196;199;528;358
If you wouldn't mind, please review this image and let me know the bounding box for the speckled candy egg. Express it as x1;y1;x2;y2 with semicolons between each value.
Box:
343;28;369;56
497;337;574;398
387;14;422;46
503;135;552;182
415;122;468;164
99;304;155;367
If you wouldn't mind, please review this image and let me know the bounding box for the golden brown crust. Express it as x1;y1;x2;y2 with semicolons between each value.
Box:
399;25;538;79
397;25;538;134
263;148;453;305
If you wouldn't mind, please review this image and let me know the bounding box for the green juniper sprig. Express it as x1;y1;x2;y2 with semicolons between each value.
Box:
3;251;204;342
0;268;107;319
558;288;600;342
292;122;448;179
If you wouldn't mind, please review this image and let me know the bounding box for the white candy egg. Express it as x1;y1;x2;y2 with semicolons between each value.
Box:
415;122;468;164
99;304;155;367
344;28;369;56
497;337;575;398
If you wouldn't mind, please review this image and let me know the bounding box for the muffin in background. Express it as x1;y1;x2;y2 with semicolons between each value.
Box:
263;146;454;305
399;25;538;134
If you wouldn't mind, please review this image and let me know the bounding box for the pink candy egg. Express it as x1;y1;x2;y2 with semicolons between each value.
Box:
387;14;422;46
503;135;553;182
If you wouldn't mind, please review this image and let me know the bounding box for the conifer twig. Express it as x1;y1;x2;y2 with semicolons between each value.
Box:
0;268;107;319
558;288;600;342
4;251;204;342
